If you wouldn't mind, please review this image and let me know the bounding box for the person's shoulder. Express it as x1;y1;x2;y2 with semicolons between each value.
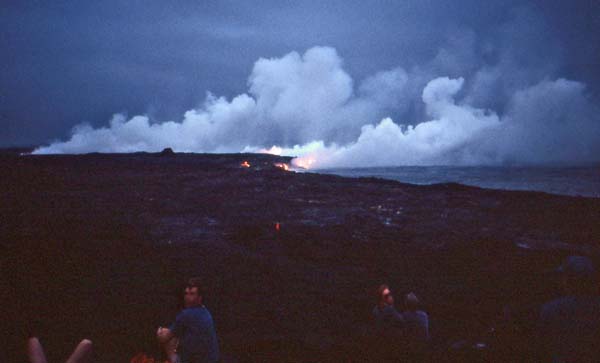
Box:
192;305;215;320
373;305;394;316
176;307;191;317
381;305;398;314
180;306;215;323
178;306;201;317
416;310;428;319
201;306;214;318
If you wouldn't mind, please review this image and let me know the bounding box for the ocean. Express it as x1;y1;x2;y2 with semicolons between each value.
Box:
315;166;600;198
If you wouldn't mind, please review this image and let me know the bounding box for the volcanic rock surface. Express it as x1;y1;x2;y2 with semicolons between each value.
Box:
2;152;600;362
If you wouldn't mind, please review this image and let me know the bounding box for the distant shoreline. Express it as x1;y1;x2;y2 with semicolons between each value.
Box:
7;149;599;198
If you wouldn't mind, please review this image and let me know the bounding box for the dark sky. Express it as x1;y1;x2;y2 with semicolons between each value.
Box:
1;0;599;148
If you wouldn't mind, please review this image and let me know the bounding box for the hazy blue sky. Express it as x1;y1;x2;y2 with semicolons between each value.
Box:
2;1;599;157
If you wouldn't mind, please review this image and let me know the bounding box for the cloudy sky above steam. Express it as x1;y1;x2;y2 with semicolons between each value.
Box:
3;1;600;166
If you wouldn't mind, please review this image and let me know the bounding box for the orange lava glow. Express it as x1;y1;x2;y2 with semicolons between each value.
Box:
274;162;289;171
130;353;168;363
292;157;316;169
241;161;251;168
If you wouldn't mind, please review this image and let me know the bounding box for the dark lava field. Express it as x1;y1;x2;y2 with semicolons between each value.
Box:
2;152;600;362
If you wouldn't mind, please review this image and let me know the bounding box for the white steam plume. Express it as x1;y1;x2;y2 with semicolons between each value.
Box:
34;46;600;168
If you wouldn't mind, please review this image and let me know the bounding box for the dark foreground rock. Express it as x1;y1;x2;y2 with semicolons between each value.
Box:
2;152;599;362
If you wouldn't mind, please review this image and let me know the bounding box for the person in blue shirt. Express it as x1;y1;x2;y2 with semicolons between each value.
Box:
157;278;219;363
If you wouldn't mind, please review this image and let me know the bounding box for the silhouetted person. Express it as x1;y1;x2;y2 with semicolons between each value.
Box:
157;278;219;363
372;284;404;360
27;336;92;363
401;292;430;361
402;292;430;342
373;285;405;331
538;255;600;362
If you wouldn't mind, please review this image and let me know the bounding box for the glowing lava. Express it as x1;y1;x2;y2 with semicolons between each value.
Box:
241;161;251;168
292;156;316;169
274;162;290;171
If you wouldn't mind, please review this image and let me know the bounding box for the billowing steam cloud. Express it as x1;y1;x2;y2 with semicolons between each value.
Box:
280;76;600;168
34;44;600;168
